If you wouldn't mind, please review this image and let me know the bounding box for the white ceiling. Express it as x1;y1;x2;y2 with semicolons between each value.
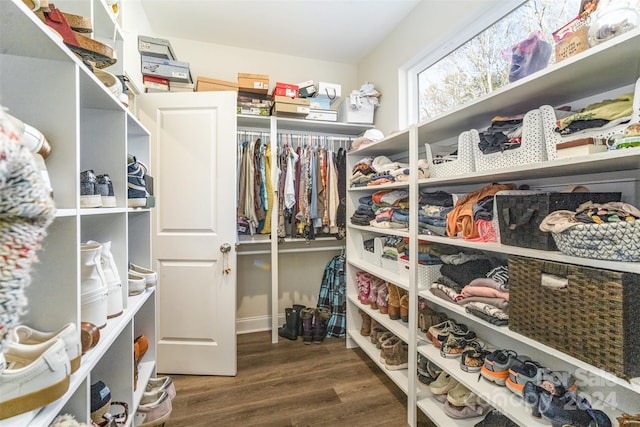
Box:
139;0;421;64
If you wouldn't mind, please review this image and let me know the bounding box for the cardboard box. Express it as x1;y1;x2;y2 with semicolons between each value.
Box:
337;99;374;124
272;95;310;116
272;82;299;98
553;16;589;62
237;103;271;116
309;97;331;110
196;77;238;92
141;55;192;83
306;109;337;122
143;75;169;91
238;73;269;94
237;91;271;103
138;35;177;60
297;80;317;98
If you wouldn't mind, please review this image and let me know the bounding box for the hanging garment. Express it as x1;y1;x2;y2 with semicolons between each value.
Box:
316;254;346;338
260;143;274;234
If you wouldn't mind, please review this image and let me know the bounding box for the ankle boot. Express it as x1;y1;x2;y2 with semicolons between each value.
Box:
370;324;388;345
387;284;402;320
293;304;306;337
360;310;371;336
400;293;409;323
384;338;408;370
379;335;397;363
312;307;332;344
299;308;315;345
88;240;123;319
278;307;299;340
377;283;389;314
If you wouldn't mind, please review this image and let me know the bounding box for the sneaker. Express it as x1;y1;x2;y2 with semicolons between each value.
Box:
145;376;175;400
135;390;172;427
440;334;474;359
127;155;148;208
90;380;112;425
506;360;577;396
0;339;71;420
481;349;530;386
427;320;475;348
9;323;81;373
128;272;146;296
429;371;458;395
447;382;483;407
443;399;491;419
475;409;518;426
96;174;116;207
81;169;102;208
460;341;490;373
538;389;612;427
88;240;123;319
129;263;157;287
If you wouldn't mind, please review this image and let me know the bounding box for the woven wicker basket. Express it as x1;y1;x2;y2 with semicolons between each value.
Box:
496;191;620;251
508;255;640;379
551;220;640;262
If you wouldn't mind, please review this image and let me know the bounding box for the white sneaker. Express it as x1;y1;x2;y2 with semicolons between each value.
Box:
128;272;146;296
88;240;123;318
144;376;175;400
0;339;70;420
9;323;81;374
134;390;172;427
129;263;157;287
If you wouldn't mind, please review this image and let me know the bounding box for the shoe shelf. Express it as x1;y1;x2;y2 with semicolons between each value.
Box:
347;294;410;343
417;341;625;426
348;181;410;192
346;330;412;395
422;291;640;396
348;224;409;239
1;0;156;424
415;234;640;275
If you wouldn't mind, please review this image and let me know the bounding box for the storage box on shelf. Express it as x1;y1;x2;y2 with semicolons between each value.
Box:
471;109;547;171
542;77;640;161
424;130;476;178
495;189;621;251
398;259;441;290
509;255;640;380
356;233;383;267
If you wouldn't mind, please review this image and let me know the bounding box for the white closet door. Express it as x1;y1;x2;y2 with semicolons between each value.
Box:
138;91;237;375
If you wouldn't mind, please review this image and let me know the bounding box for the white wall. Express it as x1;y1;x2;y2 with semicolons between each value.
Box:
357;0;501;135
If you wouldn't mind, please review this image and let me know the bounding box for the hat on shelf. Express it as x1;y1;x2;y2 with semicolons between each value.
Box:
352;129;384;150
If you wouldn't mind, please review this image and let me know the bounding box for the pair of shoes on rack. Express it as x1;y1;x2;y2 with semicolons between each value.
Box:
23;1;116;69
443;382;491;419
379;335;408;370
128;155;154;208
505;359;576;397
427;319;476;348
523;382;612;426
135;389;172;427
129;263;157;291
91;380;129;426
81;241;123;329
81;170;116;208
0;323;82;420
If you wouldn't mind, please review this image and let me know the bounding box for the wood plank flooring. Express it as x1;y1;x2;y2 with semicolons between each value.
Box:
164;331;436;427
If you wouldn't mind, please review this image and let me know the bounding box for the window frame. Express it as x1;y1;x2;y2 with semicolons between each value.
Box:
400;0;526;128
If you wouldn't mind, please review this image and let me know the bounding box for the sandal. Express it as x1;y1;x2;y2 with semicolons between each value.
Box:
22;0;93;33
40;4;116;68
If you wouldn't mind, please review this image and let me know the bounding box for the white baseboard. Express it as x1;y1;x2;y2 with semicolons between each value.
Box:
236;314;285;334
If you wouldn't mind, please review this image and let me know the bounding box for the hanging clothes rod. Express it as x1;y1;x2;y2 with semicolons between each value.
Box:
237;245;345;256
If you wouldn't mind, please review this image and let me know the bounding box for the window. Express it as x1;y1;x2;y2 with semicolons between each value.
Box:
409;0;581;124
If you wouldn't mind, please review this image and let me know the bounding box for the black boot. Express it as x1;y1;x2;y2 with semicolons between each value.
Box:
312;307;332;344
300;308;316;345
293;304;306;337
278;307;299;340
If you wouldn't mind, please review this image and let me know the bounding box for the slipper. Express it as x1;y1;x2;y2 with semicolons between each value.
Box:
43;4;116;69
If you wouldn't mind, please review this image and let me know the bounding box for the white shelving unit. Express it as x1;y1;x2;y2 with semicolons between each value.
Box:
0;1;156;426
237;113;372;343
345;27;640;426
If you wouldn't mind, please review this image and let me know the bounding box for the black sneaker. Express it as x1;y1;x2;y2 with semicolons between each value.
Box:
474;409;518;427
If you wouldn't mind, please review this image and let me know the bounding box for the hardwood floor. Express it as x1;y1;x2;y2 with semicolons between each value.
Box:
164;331;435;427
